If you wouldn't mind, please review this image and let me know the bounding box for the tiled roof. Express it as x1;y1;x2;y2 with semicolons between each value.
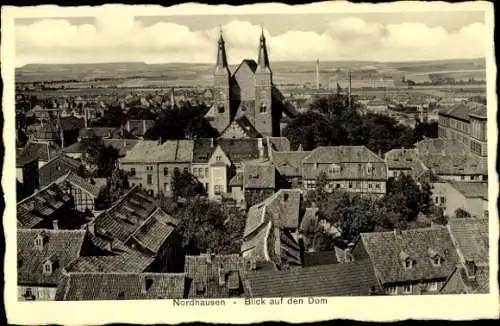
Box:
79;127;132;139
469;104;487;119
55;272;186;300
17;229;86;286
272;151;311;177
221;116;263;138
128;208;178;254
126;119;155;136
415;138;469;156
303;250;339;267
302;146;387;180
265;137;291;152
448;181;488;200
120;140;194;163
34;120;60;141
233;59;258;75
62;139;140;156
360;227;459;285
448;218;489;266
193;138;263;164
18;141;61;163
17;182;72;228
385;148;419;169
418;153;485;176
55;172;103;198
229;171;244;187
440;101;486;121
39;154;84;187
246;259;382;297
243;163;275;189
94;186;159;243
59;116;85;131
184;254;250;298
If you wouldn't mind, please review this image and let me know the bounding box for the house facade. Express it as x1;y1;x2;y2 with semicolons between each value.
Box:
442;181;488;218
54;172;103;212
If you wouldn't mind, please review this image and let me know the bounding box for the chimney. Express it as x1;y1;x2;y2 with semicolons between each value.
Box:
143;120;147;136
348;71;352;109
52;219;59;230
315;59;320;89
218;264;226;286
87;221;95;235
84;106;88;129
206;249;212;263
105;238;114;252
210;137;214;148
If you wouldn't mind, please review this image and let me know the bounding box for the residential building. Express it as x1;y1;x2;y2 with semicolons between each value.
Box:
204;29;296;137
271;150;311;189
16;152;39;201
89;186;183;272
184;254;254;298
55;272;186;301
441;218;489;294
353;227;460;295
241;189;304;269
17;229;87;301
119;140;194;197
243;162;276;207
18;140;61;168
124;119;155;138
302;146;387;197
54;172;103;212
438;101;488;169
442;181;488;218
17;182;77;229
38;154;84;188
245;259;383;297
63;138;139;165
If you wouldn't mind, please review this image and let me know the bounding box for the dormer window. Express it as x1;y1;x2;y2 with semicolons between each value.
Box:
34;234;46;250
433;256;442;266
260;104;267;113
328;164;341;175
405;259;414;269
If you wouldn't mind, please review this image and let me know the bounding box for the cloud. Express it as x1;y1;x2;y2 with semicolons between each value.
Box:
14;14;487;66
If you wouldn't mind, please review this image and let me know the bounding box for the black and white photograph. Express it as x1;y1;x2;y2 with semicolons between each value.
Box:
2;1;498;324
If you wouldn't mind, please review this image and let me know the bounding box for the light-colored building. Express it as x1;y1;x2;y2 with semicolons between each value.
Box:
302;146;387;197
119;140;194;197
442;181;488;218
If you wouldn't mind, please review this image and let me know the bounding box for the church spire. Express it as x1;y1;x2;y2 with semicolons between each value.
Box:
215;27;228;71
257;27;270;71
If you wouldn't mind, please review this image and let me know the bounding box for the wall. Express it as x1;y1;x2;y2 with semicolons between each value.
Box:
221;122;249;139
18;285;57;301
209;165;227;198
192;163;210;192
443;183;487;218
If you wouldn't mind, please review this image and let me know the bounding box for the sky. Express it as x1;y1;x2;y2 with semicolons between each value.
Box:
14;10;487;67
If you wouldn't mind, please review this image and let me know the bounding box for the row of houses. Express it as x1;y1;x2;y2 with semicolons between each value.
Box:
17;184;488;300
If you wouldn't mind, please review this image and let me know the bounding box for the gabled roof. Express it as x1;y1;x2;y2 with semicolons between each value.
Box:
418;153;485;176
448;218;489;266
232;59;258;76
265;137;291;152
272;151;311;177
59;116;85;131
439;101;486;122
303;146;385;164
17;182;72;228
385;148;419;169
62;139;140;156
220;115;263;139
120;140;194;164
192;138;263;164
55;171;103;198
17;229;86;286
415;138;469;156
246;259;382;297
18;141;61;163
39;154;84;187
448;181;488;200
360;227;459;285
243;162;275;189
55;272;186;301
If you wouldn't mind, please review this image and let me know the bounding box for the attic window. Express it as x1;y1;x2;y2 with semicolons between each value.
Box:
43;259;57;274
218;106;225;114
260;104;267;113
283;193;289;202
433;256;442;266
404;259;414;269
34;234;46;250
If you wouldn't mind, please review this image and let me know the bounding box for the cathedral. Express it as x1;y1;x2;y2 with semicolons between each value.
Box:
205;29;296;138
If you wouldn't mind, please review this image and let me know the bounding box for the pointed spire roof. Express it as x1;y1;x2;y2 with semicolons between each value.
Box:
256;27;271;72
215;27;229;72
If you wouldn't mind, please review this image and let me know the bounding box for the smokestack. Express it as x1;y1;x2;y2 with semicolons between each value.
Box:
348;71;352;109
57;112;65;149
84;106;88;129
316;59;320;89
171;87;175;110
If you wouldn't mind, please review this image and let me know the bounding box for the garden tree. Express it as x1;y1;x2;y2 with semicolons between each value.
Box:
455;208;472;219
94;167;130;210
144;102;218;141
171;168;206;199
414;121;438;139
126;107;157;120
86;135;121;177
173;197;246;254
93;104;127;128
282;93;422;154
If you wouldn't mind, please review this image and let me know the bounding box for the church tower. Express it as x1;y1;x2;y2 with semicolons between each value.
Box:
254;29;274;137
212;28;231;133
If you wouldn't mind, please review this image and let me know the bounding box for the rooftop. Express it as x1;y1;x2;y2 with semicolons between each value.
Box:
448;181;488;200
120;140;194;164
243;163;276;189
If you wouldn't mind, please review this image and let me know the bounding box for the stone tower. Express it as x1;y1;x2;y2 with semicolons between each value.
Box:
254;29;273;137
212;29;231;133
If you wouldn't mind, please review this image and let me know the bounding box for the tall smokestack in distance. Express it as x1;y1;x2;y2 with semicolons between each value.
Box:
348;71;352;109
316;59;320;89
84;106;88;129
170;87;175;110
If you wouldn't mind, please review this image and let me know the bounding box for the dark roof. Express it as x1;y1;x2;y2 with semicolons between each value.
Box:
246;259;382;297
272;151;311;177
125;119;155;137
221;116;262;138
360;227;460;285
128;208;178;254
303;250;339;267
229;171;244;187
55;272;185;301
448;218;489;266
439;101;486;121
59;116;85;131
18;141;61;163
34;121;60;141
184;254;250;298
79;127;131;139
265;137;291;152
17;229;86;286
192;138;263;164
243;163;275;189
62;139;140;156
55;172;103;198
448;181;488;200
120;140;193;164
39;154;83;187
233;59;258;75
17;182;72;228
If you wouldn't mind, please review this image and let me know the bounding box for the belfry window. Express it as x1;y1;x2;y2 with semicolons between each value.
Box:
260;104;267;113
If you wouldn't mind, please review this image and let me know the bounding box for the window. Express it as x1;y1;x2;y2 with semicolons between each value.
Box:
25;288;33;297
205;168;209;177
43;262;52;274
130;168;136;176
386;286;397;295
366;163;373;174
348;182;353;188
403;284;412;294
216;156;222;161
218;105;225;114
260;104;267;113
405;259;413;269
440;196;446;204
336;184;340;189
183;167;189;173
433;256;441;266
34;237;43;249
214;185;224;195
375;184;380;189
147;174;153;185
163;168;169;176
428;282;438;292
164;183;170;192
368;183;373;189
460;175;465;180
